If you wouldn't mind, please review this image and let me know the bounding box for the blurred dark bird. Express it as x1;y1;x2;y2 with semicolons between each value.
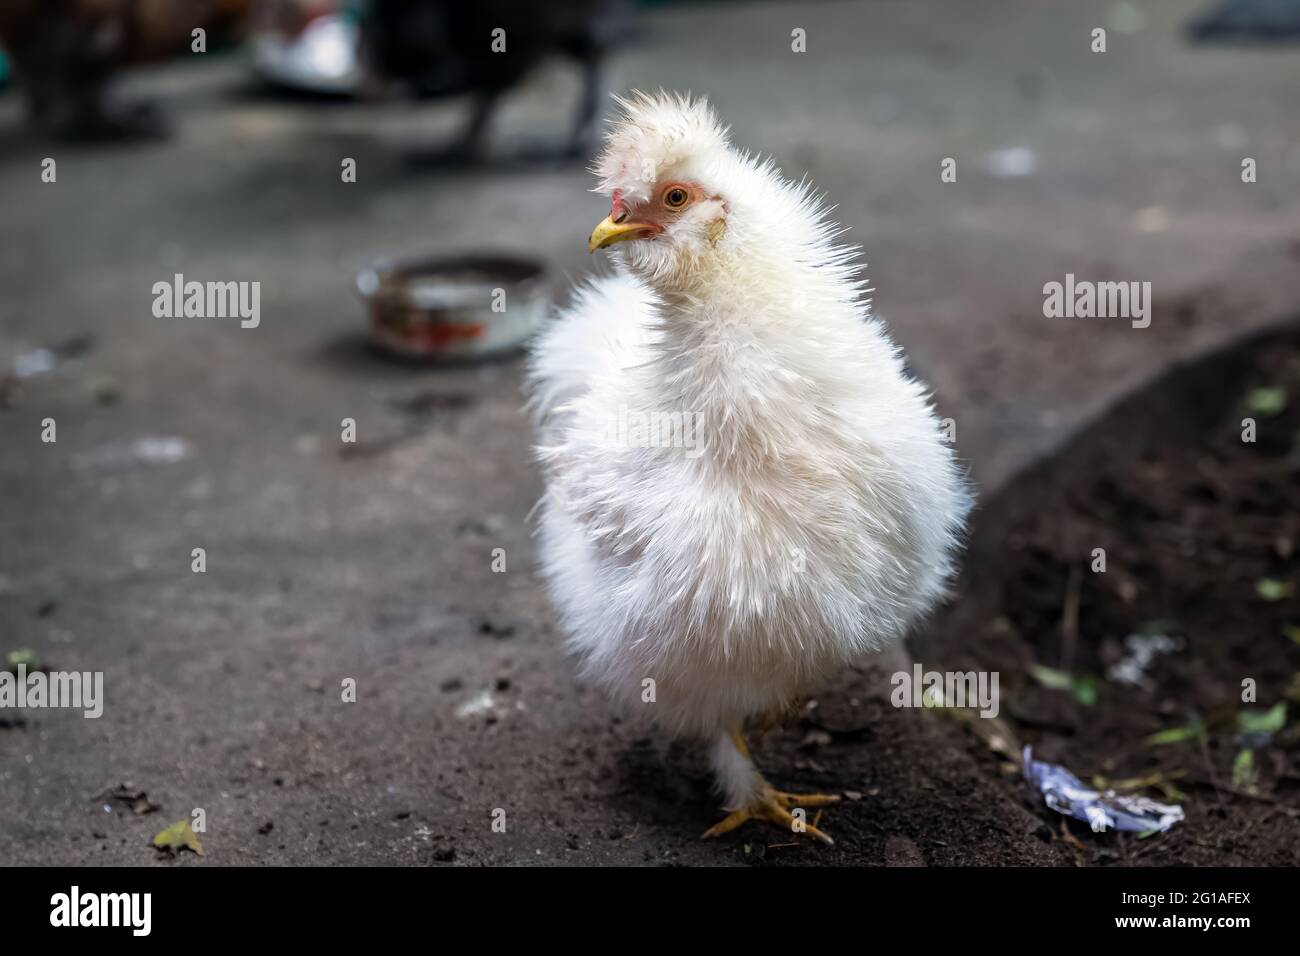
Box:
0;0;252;140
363;0;635;165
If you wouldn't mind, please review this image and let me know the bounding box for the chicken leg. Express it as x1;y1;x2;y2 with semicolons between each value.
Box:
702;728;841;845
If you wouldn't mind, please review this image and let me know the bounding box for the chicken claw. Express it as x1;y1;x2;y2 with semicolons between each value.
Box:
703;786;841;846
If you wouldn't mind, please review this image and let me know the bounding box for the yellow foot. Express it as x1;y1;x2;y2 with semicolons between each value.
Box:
702;787;841;845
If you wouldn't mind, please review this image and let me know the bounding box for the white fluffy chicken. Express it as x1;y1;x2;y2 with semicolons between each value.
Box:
528;92;971;844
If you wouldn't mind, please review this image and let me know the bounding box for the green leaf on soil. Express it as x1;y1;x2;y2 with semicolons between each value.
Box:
1231;749;1258;793
1237;702;1287;736
1029;664;1096;705
1091;769;1187;801
933;706;1021;758
1147;716;1205;746
1159;782;1190;803
151;820;204;857
1071;676;1098;706
1245;387;1287;416
1256;579;1294;601
4;649;38;670
1030;665;1072;690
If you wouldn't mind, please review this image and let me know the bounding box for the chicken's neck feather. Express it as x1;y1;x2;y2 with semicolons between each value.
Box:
630;246;875;473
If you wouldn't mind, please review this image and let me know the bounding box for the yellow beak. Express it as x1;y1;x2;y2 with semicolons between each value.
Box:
588;215;655;253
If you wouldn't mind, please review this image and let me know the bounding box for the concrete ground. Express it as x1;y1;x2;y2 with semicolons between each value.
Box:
1;0;1298;865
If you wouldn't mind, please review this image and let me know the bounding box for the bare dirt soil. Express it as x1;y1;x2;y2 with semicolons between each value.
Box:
908;321;1300;867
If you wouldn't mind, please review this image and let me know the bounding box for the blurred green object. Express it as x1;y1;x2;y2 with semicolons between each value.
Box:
0;48;10;91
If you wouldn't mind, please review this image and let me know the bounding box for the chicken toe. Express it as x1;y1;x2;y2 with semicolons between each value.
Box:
702;785;840;846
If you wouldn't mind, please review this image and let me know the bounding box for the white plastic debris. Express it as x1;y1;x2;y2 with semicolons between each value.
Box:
74;435;192;471
13;348;57;379
1023;746;1184;834
1107;632;1184;687
454;689;496;719
131;437;191;464
984;147;1038;178
12;335;96;378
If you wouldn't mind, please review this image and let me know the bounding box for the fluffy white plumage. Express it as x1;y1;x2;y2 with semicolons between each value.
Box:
528;92;971;819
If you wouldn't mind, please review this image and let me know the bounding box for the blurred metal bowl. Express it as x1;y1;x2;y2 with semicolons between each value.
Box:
356;254;551;361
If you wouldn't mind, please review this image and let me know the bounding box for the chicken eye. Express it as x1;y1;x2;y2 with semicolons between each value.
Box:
663;187;690;210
